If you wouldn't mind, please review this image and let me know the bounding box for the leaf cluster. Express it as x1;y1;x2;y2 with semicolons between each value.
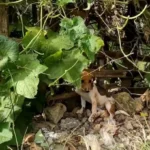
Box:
0;16;104;148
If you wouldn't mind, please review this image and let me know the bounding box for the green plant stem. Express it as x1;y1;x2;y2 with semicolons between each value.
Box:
61;6;66;17
20;29;42;54
15;6;24;37
119;5;147;20
0;0;23;5
21;127;28;150
8;70;19;150
12;122;19;150
40;5;43;29
20;14;24;37
118;16;129;30
49;59;79;87
117;26;150;74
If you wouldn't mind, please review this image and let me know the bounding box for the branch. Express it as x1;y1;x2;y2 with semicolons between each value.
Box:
119;5;147;20
0;0;23;5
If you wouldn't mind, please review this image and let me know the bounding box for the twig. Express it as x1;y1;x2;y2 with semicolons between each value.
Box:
119;5;147;20
21;126;29;150
0;0;23;5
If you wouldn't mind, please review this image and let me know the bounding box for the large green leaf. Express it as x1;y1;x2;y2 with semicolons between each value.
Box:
0;92;24;122
22;27;74;57
0;123;12;144
0;35;19;70
11;54;48;99
60;17;89;41
79;35;104;61
16;72;40;99
45;49;89;86
22;27;45;51
60;17;104;61
57;0;75;6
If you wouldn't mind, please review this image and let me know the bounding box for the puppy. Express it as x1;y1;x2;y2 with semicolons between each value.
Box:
75;70;116;122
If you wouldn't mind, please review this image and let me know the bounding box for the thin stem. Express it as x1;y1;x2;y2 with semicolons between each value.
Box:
8;69;19;150
49;59;79;87
20;29;42;54
0;0;23;5
40;5;43;29
119;5;147;20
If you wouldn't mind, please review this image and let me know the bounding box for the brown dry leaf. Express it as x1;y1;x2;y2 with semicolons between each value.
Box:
66;143;77;150
143;26;150;43
82;134;101;150
140;112;148;117
29;142;43;150
23;133;35;146
140;89;150;103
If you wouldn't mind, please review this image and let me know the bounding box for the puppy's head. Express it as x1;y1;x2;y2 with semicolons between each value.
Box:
81;70;94;92
140;89;150;102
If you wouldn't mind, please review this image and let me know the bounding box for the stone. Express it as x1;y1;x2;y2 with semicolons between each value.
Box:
113;92;143;114
124;120;133;130
60;117;81;130
43;103;66;124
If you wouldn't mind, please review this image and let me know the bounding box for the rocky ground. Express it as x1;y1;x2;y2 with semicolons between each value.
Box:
23;92;150;150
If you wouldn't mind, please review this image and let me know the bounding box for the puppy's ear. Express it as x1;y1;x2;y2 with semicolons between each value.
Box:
93;77;97;84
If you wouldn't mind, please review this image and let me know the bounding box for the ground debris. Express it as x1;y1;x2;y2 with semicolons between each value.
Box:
43;103;67;124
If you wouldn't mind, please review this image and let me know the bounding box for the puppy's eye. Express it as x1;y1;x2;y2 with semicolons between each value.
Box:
81;80;84;83
89;80;92;83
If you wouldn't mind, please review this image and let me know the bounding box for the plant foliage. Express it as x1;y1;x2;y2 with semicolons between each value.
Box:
0;14;104;148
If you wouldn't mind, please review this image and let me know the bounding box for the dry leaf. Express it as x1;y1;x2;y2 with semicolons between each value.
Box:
140;112;148;117
23;133;35;146
82;134;101;150
30;142;43;150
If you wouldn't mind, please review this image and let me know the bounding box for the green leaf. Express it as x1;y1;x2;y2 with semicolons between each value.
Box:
0;35;19;70
22;27;74;57
34;129;49;148
80;35;104;61
60;17;89;41
11;54;48;99
0;92;24;122
45;49;89;86
57;0;75;6
0;123;13;144
16;73;39;99
40;34;74;56
22;27;45;51
140;112;148;117
137;61;147;71
7;128;23;145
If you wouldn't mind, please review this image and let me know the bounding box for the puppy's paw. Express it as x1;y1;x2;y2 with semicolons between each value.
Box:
100;110;109;118
76;108;84;114
88;113;99;123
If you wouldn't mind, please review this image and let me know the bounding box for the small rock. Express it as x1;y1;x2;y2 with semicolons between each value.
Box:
115;114;126;122
147;135;150;140
43;103;67;124
132;122;140;129
72;107;80;114
82;117;88;123
60;118;81;130
84;122;90;131
93;124;101;133
124;120;133;130
86;109;91;117
136;132;141;137
113;92;139;114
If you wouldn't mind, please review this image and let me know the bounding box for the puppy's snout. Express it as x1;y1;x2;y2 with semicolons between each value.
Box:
84;87;90;92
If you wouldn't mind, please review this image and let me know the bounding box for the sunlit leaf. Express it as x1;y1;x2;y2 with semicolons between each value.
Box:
0;35;19;70
0;123;13;144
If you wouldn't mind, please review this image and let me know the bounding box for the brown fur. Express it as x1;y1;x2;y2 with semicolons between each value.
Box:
109;103;116;115
140;89;150;102
77;70;116;122
81;70;94;92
